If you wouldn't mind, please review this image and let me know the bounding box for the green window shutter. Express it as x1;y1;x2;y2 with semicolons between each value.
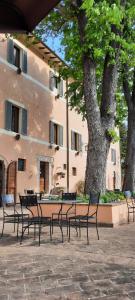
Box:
71;131;75;150
49;121;54;144
58;125;63;146
49;71;54;91
22;50;27;73
78;134;82;151
58;79;63;97
7;39;14;64
21;108;27;135
5;100;12;130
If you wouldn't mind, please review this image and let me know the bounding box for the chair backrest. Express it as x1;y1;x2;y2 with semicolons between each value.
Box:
62;192;76;201
1;194;14;206
87;191;100;215
124;190;133;207
19;195;40;217
124;190;132;198
89;191;100;204
26;190;34;195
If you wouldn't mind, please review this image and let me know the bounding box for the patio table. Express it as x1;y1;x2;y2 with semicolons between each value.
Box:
38;199;81;217
38;200;82;242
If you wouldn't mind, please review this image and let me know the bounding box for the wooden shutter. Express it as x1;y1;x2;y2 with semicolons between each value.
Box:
49;121;54;144
58;79;63;97
58;125;63;146
78;134;82;151
7;39;14;64
22;50;27;73
49;71;54;91
71;131;75;150
5;100;12;130
21;108;27;135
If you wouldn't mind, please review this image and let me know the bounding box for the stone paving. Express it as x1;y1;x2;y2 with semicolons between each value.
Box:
0;217;135;300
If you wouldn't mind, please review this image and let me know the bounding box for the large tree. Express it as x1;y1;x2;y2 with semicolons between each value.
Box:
122;67;135;192
36;0;134;194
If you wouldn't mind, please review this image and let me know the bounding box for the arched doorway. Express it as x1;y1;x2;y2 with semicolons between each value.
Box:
6;161;17;203
0;160;5;195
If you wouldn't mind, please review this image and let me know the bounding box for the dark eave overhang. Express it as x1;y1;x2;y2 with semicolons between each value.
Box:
0;0;60;33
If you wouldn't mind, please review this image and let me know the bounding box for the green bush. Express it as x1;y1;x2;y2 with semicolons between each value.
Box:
77;191;125;204
100;191;125;203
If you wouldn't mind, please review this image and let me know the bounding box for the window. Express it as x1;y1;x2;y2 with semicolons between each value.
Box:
71;131;82;151
49;71;63;97
49;121;63;146
63;164;67;170
18;159;26;171
5;100;27;135
54;123;58;145
72;167;77;176
111;149;116;165
14;45;20;68
11;105;19;133
7;39;27;73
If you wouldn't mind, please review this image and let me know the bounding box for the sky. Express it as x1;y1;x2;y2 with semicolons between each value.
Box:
44;35;65;60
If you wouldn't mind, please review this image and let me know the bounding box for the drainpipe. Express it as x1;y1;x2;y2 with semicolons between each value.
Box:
66;78;69;192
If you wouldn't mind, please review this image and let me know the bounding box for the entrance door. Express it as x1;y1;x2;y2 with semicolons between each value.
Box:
0;160;4;195
40;161;49;193
7;161;17;202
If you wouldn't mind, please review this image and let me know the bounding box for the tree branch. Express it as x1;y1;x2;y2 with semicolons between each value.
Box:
100;51;118;124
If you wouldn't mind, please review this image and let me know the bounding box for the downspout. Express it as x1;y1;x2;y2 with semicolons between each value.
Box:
66;78;69;192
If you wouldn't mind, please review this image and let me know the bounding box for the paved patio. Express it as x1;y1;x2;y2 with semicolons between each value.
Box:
0;217;135;300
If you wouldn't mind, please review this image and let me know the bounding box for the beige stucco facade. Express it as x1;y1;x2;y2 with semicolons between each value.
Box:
0;35;121;198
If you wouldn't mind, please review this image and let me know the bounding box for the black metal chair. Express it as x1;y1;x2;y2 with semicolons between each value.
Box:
0;194;26;239
19;195;52;246
52;192;77;242
25;189;35;195
124;191;135;223
68;191;100;244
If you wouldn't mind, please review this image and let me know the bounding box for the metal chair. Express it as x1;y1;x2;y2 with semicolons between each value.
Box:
0;194;26;239
52;192;77;242
124;191;135;223
68;191;100;244
19;195;52;246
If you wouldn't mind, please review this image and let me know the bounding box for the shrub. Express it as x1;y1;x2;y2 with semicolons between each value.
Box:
100;191;125;203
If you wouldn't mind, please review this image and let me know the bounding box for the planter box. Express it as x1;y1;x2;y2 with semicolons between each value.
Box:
39;201;128;227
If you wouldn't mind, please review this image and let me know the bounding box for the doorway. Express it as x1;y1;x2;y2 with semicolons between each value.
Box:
0;160;5;195
7;161;17;202
40;161;49;193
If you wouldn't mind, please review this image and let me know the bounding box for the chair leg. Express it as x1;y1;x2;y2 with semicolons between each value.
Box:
38;222;41;246
13;221;16;233
16;218;19;240
87;218;89;245
52;219;54;235
68;219;71;242
1;218;5;237
59;221;64;243
128;209;129;223
20;227;26;244
79;219;81;238
50;221;52;241
66;219;69;236
96;219;99;240
34;224;36;240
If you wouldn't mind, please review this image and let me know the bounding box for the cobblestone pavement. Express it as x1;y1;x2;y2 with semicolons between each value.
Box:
0;217;135;300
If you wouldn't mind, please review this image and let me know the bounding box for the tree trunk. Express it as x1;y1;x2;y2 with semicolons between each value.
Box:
123;67;135;192
85;130;110;194
123;107;135;192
